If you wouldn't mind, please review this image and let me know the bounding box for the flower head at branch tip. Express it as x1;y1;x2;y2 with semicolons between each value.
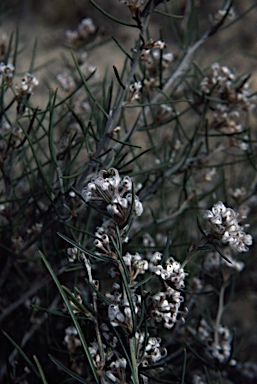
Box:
120;0;147;17
203;201;253;253
125;81;142;103
0;62;15;83
67;247;78;262
16;73;39;96
82;168;143;240
66;17;96;46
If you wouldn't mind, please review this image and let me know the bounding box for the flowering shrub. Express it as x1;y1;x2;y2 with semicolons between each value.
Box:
1;1;257;383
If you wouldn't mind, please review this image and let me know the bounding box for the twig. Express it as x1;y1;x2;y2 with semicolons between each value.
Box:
75;1;156;190
214;281;227;345
111;1;234;152
80;253;106;381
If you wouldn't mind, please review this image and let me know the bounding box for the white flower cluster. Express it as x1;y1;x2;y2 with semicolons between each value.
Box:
141;48;174;89
105;252;186;330
150;286;185;329
89;336;127;384
0;62;14;83
213;105;243;133
156;104;176;124
123;252;149;281
80;171;187;379
105;357;127;384
126;81;142;103
209;326;231;363
89;327;166;383
200;63;256;137
64;326;81;354
16;73;39;96
203;201;253;252
82;168;143;237
66;17;96;45
204;249;244;274
201;63;243;101
140;334;167;366
102;325;165;382
198;319;232;363
57;59;96;92
149;255;187;289
148;253;186;329
57;72;76;92
141;49;173;67
106;283;141;329
214;7;235;23
66;246;78;262
240;361;257;381
140;39;167;63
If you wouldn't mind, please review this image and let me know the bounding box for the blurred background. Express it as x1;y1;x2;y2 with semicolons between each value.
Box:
1;0;257;108
1;0;257;71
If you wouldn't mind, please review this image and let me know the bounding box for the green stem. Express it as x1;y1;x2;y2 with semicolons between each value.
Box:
214;281;227;345
129;336;140;384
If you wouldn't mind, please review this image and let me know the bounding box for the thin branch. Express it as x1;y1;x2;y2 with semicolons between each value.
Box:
111;1;234;151
214;281;227;345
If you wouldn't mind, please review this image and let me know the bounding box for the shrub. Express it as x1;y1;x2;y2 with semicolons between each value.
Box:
1;1;257;383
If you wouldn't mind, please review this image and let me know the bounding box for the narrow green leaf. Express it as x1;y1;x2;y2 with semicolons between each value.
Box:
108;135;142;148
71;51;109;119
112;36;133;61
49;354;91;383
111;327;134;376
89;0;139;28
154;9;183;18
18;120;55;195
39;250;99;383
133;274;154;289
48;89;58;166
15;107;39;149
60;162;89;179
31;305;70;318
28;38;38;73
5;31;14;64
62;285;93;318
33;355;48;384
2;330;40;378
57;232;114;263
83;279;113;306
12;27;20;68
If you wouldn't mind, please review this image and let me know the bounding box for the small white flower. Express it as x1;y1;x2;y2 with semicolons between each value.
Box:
204;201;253;253
244;234;253;246
0;62;15;82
